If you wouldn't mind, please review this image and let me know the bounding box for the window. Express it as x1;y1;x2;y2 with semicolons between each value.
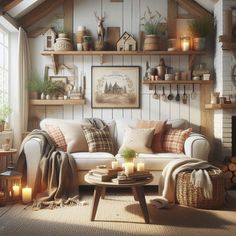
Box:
0;26;9;107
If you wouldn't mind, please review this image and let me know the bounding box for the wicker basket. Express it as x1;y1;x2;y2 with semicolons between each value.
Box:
176;170;226;209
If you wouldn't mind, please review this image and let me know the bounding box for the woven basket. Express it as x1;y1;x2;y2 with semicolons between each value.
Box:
176;170;226;209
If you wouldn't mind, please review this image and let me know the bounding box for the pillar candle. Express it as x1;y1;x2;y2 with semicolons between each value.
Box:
124;162;134;175
22;187;32;204
111;161;119;170
13;184;20;197
137;162;145;171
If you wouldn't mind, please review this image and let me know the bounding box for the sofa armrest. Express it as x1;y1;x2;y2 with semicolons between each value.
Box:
23;137;42;191
184;134;210;161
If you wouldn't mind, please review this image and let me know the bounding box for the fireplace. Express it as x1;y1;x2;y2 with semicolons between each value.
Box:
232;116;236;156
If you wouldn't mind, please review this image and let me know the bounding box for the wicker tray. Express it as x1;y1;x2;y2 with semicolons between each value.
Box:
176;170;226;209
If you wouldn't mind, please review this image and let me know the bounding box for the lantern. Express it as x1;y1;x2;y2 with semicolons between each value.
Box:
0;166;22;202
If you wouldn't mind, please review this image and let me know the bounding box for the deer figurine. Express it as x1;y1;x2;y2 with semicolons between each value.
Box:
94;12;105;41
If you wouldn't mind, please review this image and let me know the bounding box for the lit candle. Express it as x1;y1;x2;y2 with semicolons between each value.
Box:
111;161;119;170
124;162;134;175
22;187;32;204
137;162;145;172
13;184;20;197
181;36;190;51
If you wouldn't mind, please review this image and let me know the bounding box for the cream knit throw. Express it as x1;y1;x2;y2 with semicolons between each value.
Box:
150;158;221;209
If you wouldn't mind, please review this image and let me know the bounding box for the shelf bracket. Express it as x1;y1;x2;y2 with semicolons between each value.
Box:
99;54;104;64
51;54;59;74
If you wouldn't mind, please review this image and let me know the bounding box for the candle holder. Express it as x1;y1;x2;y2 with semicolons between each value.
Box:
180;36;191;51
0;164;22;203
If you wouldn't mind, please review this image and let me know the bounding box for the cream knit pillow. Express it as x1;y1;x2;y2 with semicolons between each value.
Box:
118;127;155;154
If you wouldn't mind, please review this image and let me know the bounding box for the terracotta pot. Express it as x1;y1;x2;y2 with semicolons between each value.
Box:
143;35;160;51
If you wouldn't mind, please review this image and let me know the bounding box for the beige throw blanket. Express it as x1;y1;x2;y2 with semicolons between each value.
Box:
16;130;79;210
150;158;221;209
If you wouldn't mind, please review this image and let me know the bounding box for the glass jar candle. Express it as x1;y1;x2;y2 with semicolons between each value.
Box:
180;36;191;51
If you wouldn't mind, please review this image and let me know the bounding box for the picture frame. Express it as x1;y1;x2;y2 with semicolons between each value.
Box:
91;66;140;108
49;76;68;84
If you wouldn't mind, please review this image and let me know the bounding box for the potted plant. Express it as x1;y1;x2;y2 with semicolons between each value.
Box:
121;148;137;162
0;103;12;132
83;35;93;51
43;80;65;100
140;7;166;51
28;76;44;99
188;15;215;51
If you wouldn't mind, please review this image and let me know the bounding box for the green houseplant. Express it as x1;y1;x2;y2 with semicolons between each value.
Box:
140;7;166;51
188;16;215;50
28;76;44;99
121;148;137;162
0;103;12;132
43;80;65;99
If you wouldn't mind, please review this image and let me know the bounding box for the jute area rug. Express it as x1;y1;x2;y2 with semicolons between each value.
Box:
0;187;236;236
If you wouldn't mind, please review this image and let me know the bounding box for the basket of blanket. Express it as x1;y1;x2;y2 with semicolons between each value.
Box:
176;170;226;209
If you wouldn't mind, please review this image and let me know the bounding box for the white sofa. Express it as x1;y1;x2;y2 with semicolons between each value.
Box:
23;118;210;191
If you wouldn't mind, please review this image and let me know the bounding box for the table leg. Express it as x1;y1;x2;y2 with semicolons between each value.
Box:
134;186;150;224
132;186;138;201
91;186;103;221
101;187;106;199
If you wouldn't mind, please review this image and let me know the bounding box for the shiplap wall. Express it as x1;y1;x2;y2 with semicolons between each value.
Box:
28;0;212;132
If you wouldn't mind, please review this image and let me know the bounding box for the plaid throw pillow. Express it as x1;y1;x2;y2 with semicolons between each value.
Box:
46;125;67;152
162;128;192;154
82;125;114;153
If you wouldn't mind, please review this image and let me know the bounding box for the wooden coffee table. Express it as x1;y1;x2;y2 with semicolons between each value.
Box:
84;173;153;223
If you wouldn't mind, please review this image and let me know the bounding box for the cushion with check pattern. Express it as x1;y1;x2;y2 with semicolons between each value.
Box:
82;125;114;153
162;128;192;154
46;125;67;152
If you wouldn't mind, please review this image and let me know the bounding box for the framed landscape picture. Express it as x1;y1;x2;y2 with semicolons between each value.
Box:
91;66;140;108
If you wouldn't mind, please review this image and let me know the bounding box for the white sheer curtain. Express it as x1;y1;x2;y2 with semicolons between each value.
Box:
12;27;31;149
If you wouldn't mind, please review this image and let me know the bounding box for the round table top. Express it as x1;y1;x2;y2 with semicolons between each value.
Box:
84;173;153;188
0;148;17;155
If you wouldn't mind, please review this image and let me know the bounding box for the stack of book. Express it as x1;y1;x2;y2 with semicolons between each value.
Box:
88;167;121;182
112;171;153;184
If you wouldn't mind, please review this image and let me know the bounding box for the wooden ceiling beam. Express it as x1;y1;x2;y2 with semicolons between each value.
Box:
176;0;213;18
1;0;22;12
19;0;65;29
168;0;178;38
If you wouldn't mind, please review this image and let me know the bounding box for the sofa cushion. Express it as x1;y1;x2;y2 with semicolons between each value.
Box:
40;118;116;153
72;152;116;170
135;120;167;153
82;125;114;153
118;127;155;154
46;125;67;151
115;153;189;171
163;128;192;153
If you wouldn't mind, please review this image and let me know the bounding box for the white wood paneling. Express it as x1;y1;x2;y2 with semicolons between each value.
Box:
28;0;210;134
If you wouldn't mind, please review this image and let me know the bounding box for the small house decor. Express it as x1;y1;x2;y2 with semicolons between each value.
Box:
117;32;136;51
0;166;22;202
44;28;56;51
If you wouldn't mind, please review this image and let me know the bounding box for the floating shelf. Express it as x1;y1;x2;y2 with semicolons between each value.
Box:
143;80;213;85
205;103;236;110
41;50;206;74
30;99;86;106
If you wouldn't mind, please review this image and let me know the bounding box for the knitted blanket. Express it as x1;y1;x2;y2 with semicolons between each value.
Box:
150;158;221;209
16;130;79;210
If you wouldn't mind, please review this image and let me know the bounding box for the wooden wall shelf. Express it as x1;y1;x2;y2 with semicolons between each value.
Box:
205;103;236;110
143;80;213;85
30;99;85;106
41;50;206;74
